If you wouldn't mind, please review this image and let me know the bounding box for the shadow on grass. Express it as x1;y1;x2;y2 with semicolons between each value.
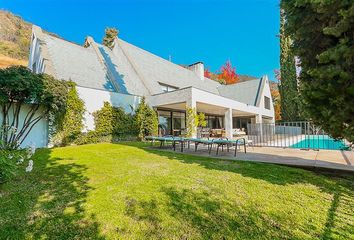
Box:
123;187;293;239
119;142;354;239
0;148;105;239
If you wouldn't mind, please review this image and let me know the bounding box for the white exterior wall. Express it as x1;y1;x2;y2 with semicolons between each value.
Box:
0;88;140;148
0;105;48;148
77;86;141;131
257;77;275;122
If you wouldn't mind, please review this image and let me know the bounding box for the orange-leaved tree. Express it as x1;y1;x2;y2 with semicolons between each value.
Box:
217;60;239;84
204;68;212;79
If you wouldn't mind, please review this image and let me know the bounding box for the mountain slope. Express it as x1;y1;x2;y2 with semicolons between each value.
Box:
0;10;32;68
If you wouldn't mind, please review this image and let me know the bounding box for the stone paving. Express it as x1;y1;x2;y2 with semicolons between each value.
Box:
154;143;354;172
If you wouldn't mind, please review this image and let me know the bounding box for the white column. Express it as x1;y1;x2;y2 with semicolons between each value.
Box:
186;97;197;138
224;108;233;139
256;114;263;137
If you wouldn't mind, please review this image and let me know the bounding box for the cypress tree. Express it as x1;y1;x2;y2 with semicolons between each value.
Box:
279;9;302;121
282;0;354;142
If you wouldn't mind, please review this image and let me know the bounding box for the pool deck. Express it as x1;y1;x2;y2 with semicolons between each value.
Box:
152;144;354;172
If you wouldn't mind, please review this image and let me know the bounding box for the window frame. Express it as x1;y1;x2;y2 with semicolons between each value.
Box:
159;83;178;93
264;96;271;110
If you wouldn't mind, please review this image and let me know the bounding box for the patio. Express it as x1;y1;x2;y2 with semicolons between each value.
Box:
151;143;354;172
150;86;275;139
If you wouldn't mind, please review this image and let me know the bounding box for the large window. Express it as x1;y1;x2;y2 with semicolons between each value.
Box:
264;96;271;110
206;115;224;129
160;83;178;93
233;117;252;131
172;112;186;136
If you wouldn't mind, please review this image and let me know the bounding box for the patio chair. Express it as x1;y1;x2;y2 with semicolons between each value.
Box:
211;138;247;157
185;138;214;154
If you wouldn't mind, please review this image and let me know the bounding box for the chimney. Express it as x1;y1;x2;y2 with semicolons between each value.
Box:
187;62;204;81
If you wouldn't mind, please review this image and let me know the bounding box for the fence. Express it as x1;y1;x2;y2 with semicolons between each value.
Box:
247;121;349;150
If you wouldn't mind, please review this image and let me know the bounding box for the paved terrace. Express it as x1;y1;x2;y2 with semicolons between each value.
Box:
151;144;354;172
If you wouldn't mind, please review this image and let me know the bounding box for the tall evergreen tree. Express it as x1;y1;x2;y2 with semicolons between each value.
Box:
282;0;354;142
279;9;302;121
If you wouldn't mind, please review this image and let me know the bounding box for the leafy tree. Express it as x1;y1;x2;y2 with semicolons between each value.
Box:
279;9;302;121
204;60;239;85
218;60;239;85
135;98;158;140
282;0;354;142
103;27;118;50
0;66;67;149
53;82;85;146
204;68;212;79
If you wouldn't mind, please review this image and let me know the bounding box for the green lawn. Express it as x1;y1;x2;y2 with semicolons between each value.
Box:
0;143;353;239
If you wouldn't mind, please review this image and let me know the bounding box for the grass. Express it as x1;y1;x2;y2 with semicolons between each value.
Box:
0;142;353;239
0;54;27;69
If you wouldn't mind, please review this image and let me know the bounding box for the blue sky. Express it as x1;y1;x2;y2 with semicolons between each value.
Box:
1;0;280;80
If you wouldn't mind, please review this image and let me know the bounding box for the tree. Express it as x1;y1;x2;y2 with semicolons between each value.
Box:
204;68;212;79
103;27;118;50
0;66;67;149
279;9;302;121
281;0;354;142
217;60;239;85
272;69;282;121
135;98;158;140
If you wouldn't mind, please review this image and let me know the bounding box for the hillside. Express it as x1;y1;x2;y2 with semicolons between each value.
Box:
0;10;32;68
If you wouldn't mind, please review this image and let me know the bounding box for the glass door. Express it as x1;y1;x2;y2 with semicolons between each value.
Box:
158;110;171;136
172;112;186;136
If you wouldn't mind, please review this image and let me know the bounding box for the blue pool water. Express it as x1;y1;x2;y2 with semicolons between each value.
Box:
290;135;348;150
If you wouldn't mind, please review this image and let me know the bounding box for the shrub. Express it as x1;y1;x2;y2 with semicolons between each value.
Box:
92;102;138;137
74;131;112;145
0;146;35;183
135;98;158;140
0;151;16;183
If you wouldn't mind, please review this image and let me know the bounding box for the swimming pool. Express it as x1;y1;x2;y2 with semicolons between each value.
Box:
290;135;348;150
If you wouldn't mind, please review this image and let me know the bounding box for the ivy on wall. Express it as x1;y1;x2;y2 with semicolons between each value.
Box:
52;82;85;146
0;66;68;150
186;107;207;138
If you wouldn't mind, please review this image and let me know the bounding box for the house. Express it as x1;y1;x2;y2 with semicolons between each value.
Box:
28;25;274;146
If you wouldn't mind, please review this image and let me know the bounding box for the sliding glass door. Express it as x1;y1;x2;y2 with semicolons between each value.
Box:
158;110;171;136
157;110;186;136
